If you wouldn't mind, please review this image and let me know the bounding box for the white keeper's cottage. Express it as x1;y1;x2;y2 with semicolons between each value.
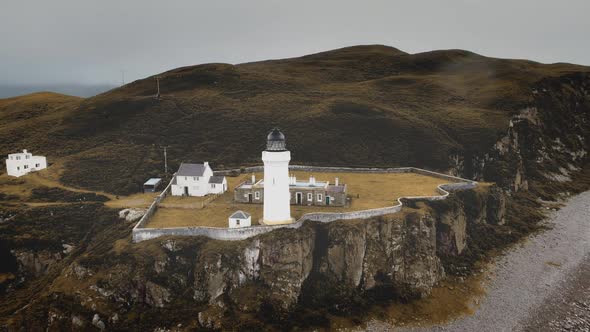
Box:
170;162;227;197
5;149;47;177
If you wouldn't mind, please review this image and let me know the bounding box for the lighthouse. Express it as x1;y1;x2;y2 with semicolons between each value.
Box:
262;128;293;224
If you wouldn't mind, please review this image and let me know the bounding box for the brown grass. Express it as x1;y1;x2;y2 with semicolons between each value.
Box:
105;192;159;209
545;261;562;267
146;171;450;228
325;272;487;330
0;162;115;200
0;163;157;209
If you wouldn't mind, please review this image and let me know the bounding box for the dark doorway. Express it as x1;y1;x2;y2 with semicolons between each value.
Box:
296;193;302;205
248;193;253;203
184;186;189;196
326;196;330;206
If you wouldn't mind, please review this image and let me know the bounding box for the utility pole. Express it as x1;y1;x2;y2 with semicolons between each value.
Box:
156;76;161;100
163;146;168;174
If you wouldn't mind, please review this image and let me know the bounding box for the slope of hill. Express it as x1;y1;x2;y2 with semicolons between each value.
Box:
0;45;589;195
0;84;116;99
1;45;590;331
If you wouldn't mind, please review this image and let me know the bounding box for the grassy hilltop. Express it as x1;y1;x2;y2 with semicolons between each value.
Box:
1;45;588;194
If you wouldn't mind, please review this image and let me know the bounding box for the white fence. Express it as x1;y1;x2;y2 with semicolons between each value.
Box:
132;167;477;243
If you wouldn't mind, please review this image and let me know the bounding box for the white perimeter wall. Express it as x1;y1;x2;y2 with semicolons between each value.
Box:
132;166;477;243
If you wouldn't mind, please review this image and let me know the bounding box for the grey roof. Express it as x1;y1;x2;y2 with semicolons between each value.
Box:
327;185;346;193
144;178;162;186
177;163;206;176
209;175;225;184
230;210;250;219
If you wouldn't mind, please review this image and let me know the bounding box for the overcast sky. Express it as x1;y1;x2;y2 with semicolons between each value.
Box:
1;0;589;86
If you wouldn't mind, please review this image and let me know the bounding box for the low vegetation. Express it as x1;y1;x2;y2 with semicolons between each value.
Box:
2;45;588;195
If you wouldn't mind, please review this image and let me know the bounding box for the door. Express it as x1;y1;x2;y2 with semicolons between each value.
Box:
326;196;330;206
248;193;253;203
184;186;189;196
296;193;302;205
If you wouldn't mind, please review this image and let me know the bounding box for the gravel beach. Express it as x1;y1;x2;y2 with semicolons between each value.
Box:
363;190;590;332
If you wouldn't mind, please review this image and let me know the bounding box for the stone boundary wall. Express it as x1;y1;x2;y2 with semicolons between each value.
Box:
132;167;477;243
134;173;175;229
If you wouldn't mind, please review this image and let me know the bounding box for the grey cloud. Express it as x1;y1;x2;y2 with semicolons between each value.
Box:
0;0;588;87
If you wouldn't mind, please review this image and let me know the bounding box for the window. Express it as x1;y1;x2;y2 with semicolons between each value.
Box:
26;155;30;159
307;193;312;201
35;163;40;167
17;166;20;170
255;191;260;200
16;156;21;160
194;177;197;181
236;219;240;226
211;184;215;188
317;194;323;202
184;176;187;180
24;165;28;169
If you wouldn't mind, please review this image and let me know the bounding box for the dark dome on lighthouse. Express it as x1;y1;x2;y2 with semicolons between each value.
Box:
266;128;287;151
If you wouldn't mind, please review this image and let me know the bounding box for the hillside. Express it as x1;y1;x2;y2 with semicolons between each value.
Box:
1;45;590;330
1;45;589;195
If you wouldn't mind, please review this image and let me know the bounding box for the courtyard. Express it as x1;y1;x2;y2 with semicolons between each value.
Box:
146;171;451;228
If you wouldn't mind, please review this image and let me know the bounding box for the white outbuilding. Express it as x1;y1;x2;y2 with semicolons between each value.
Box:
170;162;227;197
228;210;251;228
5;149;47;177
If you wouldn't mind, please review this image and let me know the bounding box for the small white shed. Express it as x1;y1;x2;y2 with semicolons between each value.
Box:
228;210;251;228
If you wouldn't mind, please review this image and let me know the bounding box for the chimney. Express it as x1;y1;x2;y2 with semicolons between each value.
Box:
309;176;315;185
335;177;339;186
251;174;256;184
204;161;209;168
23;149;27;154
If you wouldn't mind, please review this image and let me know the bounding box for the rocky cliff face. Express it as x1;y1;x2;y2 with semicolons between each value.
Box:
449;73;590;194
2;186;506;331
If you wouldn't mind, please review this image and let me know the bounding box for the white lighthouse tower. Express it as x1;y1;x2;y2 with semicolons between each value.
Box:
262;128;293;225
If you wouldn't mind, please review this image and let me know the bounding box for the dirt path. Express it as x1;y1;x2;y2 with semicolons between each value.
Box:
1;165;156;209
26;167;116;199
359;190;590;332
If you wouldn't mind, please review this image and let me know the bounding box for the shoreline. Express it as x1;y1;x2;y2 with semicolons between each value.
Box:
362;190;590;332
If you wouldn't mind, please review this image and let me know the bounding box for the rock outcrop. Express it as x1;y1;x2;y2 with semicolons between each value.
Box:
450;73;590;195
20;186;502;330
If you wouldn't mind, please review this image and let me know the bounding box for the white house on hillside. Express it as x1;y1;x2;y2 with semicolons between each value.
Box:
5;149;47;177
170;162;227;197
